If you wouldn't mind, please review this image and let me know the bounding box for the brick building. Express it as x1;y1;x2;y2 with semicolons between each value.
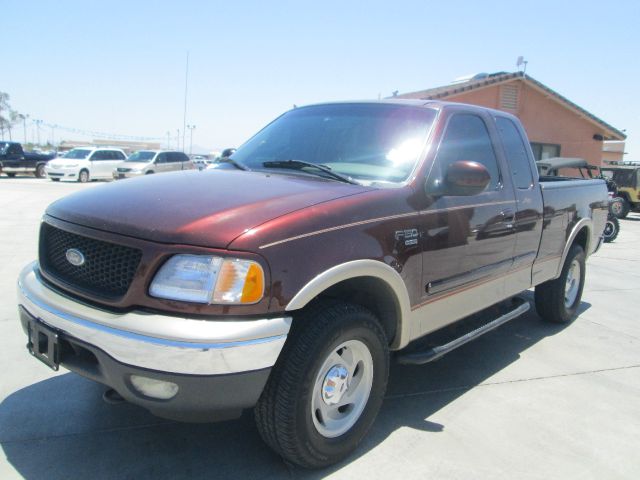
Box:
396;72;625;168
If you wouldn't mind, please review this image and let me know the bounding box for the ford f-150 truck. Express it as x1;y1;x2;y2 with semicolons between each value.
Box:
0;141;55;178
17;101;607;468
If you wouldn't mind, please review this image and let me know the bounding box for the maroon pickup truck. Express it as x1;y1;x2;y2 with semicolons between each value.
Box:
17;101;607;468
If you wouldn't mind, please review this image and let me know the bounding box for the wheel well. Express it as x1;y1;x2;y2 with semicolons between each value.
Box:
317;276;399;344
573;227;589;252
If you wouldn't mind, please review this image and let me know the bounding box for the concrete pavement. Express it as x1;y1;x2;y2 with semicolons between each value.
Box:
1;176;639;479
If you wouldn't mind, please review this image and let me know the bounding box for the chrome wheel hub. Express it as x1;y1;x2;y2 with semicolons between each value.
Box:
311;339;374;438
564;259;581;308
322;365;349;405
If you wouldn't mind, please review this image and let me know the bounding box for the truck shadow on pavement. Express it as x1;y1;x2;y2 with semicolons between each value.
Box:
1;296;590;480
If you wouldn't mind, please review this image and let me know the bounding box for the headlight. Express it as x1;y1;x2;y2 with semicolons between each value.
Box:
149;254;265;304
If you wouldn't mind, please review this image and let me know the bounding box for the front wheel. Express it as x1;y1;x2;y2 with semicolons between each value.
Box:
78;169;89;183
255;301;389;468
35;164;46;178
603;216;620;243
5;172;16;178
535;244;586;323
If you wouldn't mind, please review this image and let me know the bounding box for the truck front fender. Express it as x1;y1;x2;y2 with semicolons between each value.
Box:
285;259;413;349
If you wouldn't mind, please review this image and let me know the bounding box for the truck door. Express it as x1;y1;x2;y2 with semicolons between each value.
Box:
494;116;543;291
420;110;517;308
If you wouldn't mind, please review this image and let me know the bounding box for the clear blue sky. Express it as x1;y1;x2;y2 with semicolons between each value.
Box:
2;0;638;157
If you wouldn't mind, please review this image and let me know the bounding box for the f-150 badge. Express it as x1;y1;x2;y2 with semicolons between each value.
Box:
395;229;419;246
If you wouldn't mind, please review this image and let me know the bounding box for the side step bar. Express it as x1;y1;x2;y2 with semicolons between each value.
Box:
397;298;530;365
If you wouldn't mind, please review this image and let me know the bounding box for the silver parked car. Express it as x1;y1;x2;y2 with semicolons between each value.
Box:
113;150;194;179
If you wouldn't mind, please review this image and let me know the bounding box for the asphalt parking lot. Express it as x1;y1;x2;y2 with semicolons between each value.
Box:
1;175;639;479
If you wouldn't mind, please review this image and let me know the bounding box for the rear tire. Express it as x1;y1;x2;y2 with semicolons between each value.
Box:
6;172;16;178
603;216;619;243
255;300;389;468
535;244;586;323
78;169;89;183
51;178;60;182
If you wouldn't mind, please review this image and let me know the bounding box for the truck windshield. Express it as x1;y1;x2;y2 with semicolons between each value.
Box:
232;103;437;184
126;151;156;162
64;149;92;159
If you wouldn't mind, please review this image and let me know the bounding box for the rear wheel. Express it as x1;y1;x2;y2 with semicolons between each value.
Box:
603;216;619;243
51;178;60;182
6;172;16;178
535;244;586;323
255;301;389;468
35;164;46;178
78;169;89;183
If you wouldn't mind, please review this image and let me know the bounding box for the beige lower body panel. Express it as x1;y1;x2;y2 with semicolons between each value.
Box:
409;266;534;342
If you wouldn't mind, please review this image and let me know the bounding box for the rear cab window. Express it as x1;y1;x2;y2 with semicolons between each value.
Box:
495;117;535;189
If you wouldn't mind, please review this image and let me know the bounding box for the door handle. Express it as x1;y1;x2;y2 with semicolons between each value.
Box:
501;209;515;229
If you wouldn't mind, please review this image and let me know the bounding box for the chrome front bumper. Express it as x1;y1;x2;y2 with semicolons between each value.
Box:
17;262;291;376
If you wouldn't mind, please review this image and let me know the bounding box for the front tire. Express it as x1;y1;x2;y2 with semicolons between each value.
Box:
255;301;389;468
35;164;46;178
617;198;630;219
78;169;89;183
535;244;586;323
6;172;16;178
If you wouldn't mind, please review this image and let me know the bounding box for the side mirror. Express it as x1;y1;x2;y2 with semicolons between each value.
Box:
443;160;491;196
221;147;236;159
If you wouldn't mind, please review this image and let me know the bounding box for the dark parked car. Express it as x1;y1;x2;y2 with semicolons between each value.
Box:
0;141;56;178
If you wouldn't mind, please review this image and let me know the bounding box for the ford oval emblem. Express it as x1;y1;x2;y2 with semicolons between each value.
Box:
66;248;85;267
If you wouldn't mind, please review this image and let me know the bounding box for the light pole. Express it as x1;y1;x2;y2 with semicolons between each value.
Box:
33;119;43;146
187;124;196;155
176;129;180;151
182;51;189;156
19;114;29;143
50;124;56;148
166;131;171;149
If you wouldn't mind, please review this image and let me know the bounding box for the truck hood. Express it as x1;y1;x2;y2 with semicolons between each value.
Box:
46;169;368;248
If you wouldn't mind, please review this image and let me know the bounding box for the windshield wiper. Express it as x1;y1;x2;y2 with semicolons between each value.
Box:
262;159;358;185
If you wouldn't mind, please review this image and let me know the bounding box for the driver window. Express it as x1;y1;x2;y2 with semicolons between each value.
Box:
431;114;501;193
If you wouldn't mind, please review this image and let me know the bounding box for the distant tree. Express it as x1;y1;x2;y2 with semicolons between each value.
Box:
0;92;19;141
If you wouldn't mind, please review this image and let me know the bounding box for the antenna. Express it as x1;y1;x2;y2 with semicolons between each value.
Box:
516;56;528;76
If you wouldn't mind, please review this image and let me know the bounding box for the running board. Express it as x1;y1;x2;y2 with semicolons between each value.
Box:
397;298;530;365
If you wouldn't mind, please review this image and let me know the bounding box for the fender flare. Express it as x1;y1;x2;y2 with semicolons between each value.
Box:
556;218;592;278
285;259;413;349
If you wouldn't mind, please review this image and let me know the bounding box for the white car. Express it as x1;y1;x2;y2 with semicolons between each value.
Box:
46;147;127;182
113;150;194;179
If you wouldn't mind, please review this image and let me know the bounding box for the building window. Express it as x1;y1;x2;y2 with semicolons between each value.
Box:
530;142;560;160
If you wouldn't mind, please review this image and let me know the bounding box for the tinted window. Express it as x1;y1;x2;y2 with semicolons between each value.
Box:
433;114;501;191
157;153;169;164
173;152;188;162
91;151;107;161
496;117;534;189
126;151;154;162
65;149;91;159
7;144;22;155
113;151;126;160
